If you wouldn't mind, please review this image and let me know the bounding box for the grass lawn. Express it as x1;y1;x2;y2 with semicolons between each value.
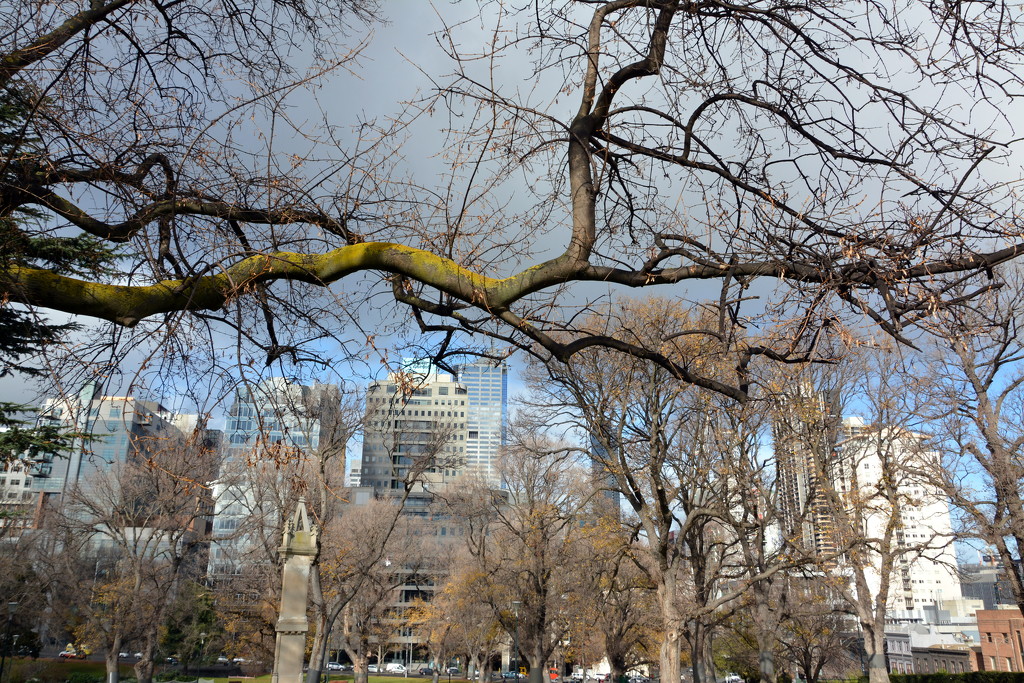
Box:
1;661;467;683
155;676;463;683
191;676;464;683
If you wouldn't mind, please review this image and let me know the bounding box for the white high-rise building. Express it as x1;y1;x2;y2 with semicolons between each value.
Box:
837;417;962;614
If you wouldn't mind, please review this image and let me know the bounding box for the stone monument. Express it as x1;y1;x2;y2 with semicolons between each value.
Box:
272;498;318;683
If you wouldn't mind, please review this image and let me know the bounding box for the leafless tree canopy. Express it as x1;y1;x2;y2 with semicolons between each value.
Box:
2;1;1024;396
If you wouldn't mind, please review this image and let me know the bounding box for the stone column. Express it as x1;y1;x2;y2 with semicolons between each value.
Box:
272;498;318;683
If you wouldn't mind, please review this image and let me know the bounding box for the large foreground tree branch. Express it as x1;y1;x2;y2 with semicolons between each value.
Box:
6;239;1022;331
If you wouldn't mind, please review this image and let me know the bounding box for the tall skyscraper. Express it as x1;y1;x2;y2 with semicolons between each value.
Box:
771;387;841;557
458;357;508;485
773;396;963;614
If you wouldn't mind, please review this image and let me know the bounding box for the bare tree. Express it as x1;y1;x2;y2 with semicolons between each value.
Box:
406;584;464;683
712;404;792;683
413;553;506;681
327;504;423;683
525;299;796;683
2;1;1024;401
918;268;1024;616
772;352;959;683
776;577;855;683
59;427;217;683
577;523;660;683
306;378;465;683
445;430;593;683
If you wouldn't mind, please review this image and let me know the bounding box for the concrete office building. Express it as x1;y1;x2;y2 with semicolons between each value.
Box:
360;367;468;492
359;358;509;493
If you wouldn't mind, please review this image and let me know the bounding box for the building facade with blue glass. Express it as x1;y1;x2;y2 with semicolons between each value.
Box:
458;358;508;486
208;378;326;577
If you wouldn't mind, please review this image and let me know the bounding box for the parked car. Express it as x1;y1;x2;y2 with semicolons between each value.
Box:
217;655;230;664
421;667;436;675
327;662;345;671
387;663;408;673
59;646;89;660
369;664;379;672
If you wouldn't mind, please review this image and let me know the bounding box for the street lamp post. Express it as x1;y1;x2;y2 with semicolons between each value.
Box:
0;602;18;683
511;601;520;679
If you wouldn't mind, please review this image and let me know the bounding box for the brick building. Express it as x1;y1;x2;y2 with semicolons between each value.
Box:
976;609;1024;671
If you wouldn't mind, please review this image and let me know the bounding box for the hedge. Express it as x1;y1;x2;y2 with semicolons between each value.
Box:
892;673;1024;683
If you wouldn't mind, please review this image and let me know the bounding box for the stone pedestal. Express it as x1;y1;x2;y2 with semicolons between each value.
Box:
272;498;318;683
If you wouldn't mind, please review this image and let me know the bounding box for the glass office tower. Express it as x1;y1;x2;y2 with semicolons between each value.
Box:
458;358;508;486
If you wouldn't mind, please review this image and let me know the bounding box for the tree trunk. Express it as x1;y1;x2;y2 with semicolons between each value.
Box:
134;657;154;683
658;578;682;683
862;625;889;683
309;604;343;683
351;651;370;683
104;639;120;683
608;652;627;683
687;623;715;683
753;596;777;683
660;626;681;683
528;643;546;683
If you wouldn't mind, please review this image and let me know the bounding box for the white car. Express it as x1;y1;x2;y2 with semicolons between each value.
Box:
327;662;344;671
369;664;379;673
386;663;408;673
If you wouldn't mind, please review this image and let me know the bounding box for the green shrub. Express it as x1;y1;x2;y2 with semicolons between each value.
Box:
65;673;104;683
892;673;1024;683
